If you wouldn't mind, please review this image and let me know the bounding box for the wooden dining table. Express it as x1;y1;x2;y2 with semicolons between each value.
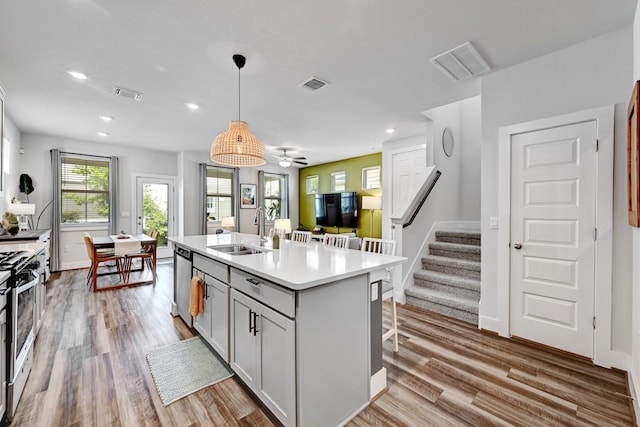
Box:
92;233;157;291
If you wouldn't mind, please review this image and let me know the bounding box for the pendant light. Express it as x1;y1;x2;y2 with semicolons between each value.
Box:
211;54;266;167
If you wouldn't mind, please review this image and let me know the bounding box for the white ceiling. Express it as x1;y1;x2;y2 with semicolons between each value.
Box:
0;0;635;167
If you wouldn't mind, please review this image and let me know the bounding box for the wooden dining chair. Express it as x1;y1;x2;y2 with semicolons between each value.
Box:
322;234;350;249
123;231;158;282
361;237;399;352
83;233;125;291
291;230;312;243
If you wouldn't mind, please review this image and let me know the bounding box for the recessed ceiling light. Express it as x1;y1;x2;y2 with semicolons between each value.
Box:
99;115;114;122
67;70;88;80
185;103;200;110
386;128;395;134
97;131;109;137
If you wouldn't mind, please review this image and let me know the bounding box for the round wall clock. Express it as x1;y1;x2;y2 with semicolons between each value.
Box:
442;127;454;157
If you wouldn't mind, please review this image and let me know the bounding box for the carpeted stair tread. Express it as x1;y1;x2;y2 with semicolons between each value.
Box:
429;241;481;262
421;255;480;279
405;286;479;314
413;270;480;293
435;230;481;246
405;296;478;324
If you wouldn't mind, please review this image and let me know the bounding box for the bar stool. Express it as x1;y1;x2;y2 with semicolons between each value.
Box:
361;237;398;352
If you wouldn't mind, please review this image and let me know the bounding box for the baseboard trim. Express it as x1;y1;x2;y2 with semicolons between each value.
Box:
479;315;500;334
610;350;630;371
628;360;640;426
370;367;387;400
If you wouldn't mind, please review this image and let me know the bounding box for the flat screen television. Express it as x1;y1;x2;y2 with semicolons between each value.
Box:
315;192;358;229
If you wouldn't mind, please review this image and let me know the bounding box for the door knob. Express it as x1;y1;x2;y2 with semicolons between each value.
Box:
513;243;522;250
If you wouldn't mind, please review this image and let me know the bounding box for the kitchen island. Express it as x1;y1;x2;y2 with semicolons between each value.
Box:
170;233;405;427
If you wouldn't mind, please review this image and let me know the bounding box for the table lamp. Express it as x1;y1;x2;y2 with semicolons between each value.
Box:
273;218;292;238
221;216;235;232
362;196;381;237
9;203;35;231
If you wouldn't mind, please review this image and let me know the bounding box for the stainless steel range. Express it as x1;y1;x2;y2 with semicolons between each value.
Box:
0;250;39;421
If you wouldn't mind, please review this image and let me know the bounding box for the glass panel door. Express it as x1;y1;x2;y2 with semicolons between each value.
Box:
136;176;174;258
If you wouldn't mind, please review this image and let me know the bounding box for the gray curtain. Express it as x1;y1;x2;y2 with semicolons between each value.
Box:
198;163;207;235
233;168;240;232
50;149;61;272
109;156;119;235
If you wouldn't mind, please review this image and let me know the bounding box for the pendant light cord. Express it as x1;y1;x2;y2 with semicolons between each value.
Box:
238;66;241;122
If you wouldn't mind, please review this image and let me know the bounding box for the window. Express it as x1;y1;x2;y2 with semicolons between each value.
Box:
331;171;346;191
61;155;111;224
261;172;288;221
362;166;381;190
306;175;319;194
207;167;234;221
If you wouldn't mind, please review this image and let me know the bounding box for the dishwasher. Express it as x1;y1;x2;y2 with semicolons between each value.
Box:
173;245;193;327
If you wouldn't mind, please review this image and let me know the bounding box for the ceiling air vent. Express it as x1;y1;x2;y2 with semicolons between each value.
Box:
300;77;328;92
431;42;491;82
112;86;144;101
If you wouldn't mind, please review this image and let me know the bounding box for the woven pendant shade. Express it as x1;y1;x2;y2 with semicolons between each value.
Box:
211;120;266;167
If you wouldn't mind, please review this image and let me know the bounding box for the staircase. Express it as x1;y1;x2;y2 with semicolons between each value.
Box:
405;230;481;325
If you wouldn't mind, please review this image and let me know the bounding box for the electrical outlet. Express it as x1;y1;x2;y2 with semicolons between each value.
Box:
63;245;69;253
490;217;499;229
371;283;378;301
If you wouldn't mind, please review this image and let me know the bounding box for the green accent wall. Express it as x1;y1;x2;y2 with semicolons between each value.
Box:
298;152;382;238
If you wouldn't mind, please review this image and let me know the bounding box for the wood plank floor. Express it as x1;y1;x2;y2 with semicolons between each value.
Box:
9;264;635;426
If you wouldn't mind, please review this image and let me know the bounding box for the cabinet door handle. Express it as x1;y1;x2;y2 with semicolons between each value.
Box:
248;309;254;334
252;312;259;336
246;278;260;286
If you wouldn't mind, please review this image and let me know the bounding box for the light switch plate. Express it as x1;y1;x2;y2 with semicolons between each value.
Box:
121;211;130;217
371;283;378;301
490;216;499;229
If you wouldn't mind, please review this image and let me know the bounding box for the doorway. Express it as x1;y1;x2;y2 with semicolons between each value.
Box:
135;176;175;259
496;106;614;367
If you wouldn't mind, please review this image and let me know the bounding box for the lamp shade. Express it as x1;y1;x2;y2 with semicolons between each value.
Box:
9;203;35;215
211;120;267;167
362;196;382;210
273;218;292;234
221;216;235;228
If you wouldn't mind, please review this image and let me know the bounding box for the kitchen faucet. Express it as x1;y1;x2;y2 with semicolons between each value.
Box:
254;206;267;243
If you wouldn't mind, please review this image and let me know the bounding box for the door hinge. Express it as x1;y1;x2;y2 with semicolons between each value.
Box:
595;139;599;152
593;227;597;241
593;316;596;329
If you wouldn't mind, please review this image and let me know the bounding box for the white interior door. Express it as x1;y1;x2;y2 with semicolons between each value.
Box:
135;176;175;259
391;146;427;218
510;121;596;358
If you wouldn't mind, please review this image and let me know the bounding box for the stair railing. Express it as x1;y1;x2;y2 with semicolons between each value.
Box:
389;166;441;302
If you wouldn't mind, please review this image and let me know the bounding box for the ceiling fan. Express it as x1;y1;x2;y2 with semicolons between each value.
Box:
275;149;308;168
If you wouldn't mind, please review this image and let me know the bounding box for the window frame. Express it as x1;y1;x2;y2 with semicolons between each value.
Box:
259;171;289;223
362;165;381;190
331;171;346;192
206;165;236;221
59;153;112;227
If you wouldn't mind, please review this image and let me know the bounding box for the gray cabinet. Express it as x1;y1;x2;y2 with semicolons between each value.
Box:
230;286;295;427
194;274;229;362
193;253;230;362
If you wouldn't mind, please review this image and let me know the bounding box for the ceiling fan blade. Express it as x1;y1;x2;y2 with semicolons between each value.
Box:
294;160;308;165
292;156;307;160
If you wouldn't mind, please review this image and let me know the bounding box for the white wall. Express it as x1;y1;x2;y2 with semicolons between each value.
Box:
422;95;481;221
20;133;177;269
630;0;640;417
1;114;23;212
480;27;633;353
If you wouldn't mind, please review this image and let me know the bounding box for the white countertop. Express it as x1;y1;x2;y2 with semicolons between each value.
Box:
170;233;406;291
0;240;47;254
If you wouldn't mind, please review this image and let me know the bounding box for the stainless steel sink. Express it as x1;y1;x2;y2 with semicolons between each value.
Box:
207;244;267;255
